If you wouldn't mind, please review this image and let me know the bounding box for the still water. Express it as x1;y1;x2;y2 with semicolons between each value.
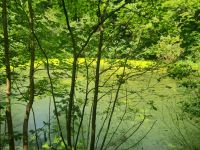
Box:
8;77;200;150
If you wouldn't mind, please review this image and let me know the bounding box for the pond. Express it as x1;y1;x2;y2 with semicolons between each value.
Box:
2;72;200;150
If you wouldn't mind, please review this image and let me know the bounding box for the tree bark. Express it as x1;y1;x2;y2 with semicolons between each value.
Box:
2;0;15;149
90;26;103;150
31;108;39;150
61;0;77;147
66;56;77;147
90;3;104;149
22;0;35;149
0;112;1;150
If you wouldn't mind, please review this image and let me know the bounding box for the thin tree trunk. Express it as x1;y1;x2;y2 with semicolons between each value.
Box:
95;85;114;149
90;27;103;150
100;59;127;150
2;0;15;149
4;119;7;147
0;100;2;150
48;98;52;146
104;88;128;150
87;102;93;149
31;108;39;150
61;0;77;147
90;3;104;149
0;109;2;150
66;56;77;147
22;0;35;149
74;60;90;150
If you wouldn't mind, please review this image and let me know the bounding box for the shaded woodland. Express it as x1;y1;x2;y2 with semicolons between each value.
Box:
0;0;200;150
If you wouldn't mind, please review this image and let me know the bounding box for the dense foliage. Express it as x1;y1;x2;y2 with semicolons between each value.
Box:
0;0;199;150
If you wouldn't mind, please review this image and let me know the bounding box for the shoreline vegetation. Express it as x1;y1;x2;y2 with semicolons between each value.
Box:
1;0;199;149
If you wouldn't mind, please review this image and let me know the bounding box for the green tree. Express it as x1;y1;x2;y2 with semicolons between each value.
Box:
2;0;15;149
22;0;36;149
